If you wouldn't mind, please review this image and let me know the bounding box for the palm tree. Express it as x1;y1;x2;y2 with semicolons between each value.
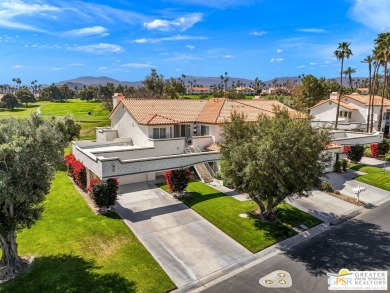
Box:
362;56;373;132
343;67;356;91
334;42;353;128
374;32;390;131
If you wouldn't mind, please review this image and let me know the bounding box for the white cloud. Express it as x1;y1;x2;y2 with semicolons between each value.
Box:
64;26;109;37
309;62;318;65
224;55;234;59
133;35;208;44
0;0;59;31
297;65;306;69
52;67;63;71
270;58;284;63
98;66;108;70
168;0;254;8
186;45;195;50
349;0;390;31
296;28;326;33
162;52;199;62
144;13;203;32
70;43;123;54
12;64;23;68
121;63;155;68
68;63;85;67
250;31;266;36
276;49;283;53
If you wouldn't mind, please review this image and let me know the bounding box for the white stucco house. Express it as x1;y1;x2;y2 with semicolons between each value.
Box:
72;94;301;185
310;92;390;134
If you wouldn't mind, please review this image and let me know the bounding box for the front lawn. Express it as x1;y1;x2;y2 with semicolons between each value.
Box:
0;171;175;292
157;181;322;253
349;163;390;191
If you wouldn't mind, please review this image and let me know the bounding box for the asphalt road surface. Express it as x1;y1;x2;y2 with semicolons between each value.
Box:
203;200;390;293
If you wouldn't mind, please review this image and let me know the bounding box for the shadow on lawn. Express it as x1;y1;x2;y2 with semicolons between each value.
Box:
0;255;136;293
282;219;390;277
182;191;227;207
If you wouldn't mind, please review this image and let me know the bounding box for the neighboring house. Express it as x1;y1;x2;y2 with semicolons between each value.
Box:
310;92;390;134
235;86;256;95
72;95;300;185
187;87;211;95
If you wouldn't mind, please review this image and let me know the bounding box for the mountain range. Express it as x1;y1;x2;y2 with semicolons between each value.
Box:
55;75;368;89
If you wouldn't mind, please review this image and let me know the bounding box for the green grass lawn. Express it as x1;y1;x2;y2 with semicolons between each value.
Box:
40;99;110;139
157;181;322;253
0;102;48;118
349;163;390;191
0;171;175;293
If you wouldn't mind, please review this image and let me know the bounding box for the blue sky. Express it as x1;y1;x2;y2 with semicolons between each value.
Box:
0;0;389;84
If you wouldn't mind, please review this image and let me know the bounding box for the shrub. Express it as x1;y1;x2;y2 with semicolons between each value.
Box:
370;144;380;159
64;154;87;190
164;168;190;194
199;94;209;99
378;140;390;156
334;159;342;172
214;171;222;180
346;145;365;162
319;180;333;192
89;178;119;209
334;190;341;195
342;159;348;171
364;147;372;158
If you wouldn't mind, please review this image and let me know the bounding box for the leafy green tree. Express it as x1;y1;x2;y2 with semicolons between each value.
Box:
99;83;115;111
224;89;245;99
59;85;75;101
0;114;77;279
40;84;63;101
79;87;96;102
220;111;330;220
334;42;353;128
163;78;185;99
143;69;164;98
1;93;18;110
15;89;35;106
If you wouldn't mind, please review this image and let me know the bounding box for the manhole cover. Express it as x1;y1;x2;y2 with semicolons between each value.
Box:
239;213;248;218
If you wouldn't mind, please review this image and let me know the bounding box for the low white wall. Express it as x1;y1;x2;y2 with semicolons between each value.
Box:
193;136;214;150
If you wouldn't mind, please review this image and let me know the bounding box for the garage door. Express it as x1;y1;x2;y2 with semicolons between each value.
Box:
117;173;148;185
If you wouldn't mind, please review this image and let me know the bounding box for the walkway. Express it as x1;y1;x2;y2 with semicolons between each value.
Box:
114;182;252;288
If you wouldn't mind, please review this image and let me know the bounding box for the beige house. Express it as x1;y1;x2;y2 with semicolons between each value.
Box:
186;87;211;95
235;86;256;95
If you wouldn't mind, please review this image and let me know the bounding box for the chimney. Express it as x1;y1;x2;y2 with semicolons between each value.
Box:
329;92;339;100
112;93;125;108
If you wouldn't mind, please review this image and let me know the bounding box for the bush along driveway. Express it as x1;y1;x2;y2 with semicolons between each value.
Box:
157;181;322;253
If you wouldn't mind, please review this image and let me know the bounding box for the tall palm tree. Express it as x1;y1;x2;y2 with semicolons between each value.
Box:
343;67;356;91
334;42;353;128
362;56;373;132
374;32;390;131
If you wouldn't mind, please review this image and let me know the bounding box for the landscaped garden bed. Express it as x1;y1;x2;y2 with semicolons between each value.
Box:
157;181;322;253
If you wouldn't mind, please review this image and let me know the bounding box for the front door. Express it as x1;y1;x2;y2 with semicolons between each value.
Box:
181;125;191;142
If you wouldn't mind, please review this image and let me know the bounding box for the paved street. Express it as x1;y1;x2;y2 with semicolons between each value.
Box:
203;200;390;293
114;182;252;288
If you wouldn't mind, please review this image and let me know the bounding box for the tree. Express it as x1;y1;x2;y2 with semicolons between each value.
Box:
220;111;330;220
0;114;76;279
164;78;186;99
362;56;373;132
374;33;390;131
79;87;96;102
345;145;365;163
40;84;63;101
143;69;164;98
99;83;115;111
1;93;18;110
15;89;35;106
224;89;245;99
59;84;75;101
164;169;190;194
343;67;356;91
334;42;353;128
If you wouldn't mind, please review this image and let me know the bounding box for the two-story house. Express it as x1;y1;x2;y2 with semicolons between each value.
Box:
72;95;301;185
310;92;390;134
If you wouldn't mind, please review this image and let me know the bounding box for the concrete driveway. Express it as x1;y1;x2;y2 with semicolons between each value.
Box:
114;182;252;288
286;190;356;223
325;170;390;205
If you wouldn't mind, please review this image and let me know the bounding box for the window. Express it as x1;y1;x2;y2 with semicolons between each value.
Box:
344;111;348;117
152;128;166;139
339;111;343;117
201;125;210;136
386;112;390;120
348;112;352;119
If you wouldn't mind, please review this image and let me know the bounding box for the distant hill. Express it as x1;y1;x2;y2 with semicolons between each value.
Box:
55;75;369;89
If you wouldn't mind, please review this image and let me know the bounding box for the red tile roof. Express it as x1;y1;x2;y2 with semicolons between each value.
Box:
110;97;303;125
309;99;357;110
